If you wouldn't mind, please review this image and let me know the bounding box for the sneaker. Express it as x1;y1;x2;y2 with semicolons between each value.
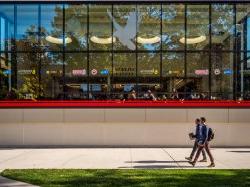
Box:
185;157;192;161
208;163;215;167
199;158;207;162
188;161;195;167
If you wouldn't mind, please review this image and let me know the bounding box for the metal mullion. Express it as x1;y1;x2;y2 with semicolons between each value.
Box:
0;18;2;91
87;4;90;99
38;4;41;99
111;4;114;99
233;3;237;100
136;3;138;94
160;3;163;95
12;4;17;90
5;21;10;91
186;49;210;52
62;50;89;53
209;4;212;100
184;4;187;99
63;4;66;99
0;18;1;52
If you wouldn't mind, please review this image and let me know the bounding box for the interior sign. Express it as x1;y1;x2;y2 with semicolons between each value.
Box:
100;69;109;75
223;69;232;75
195;69;209;75
214;69;221;75
3;70;11;75
140;69;158;75
18;69;36;75
91;69;98;75
72;69;86;76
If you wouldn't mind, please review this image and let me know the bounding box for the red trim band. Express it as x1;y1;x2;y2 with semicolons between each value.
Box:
0;100;250;108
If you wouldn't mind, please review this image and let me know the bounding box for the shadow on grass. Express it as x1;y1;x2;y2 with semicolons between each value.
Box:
1;169;250;187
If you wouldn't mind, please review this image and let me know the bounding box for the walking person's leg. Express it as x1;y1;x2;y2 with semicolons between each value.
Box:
199;149;207;162
204;142;215;167
186;141;198;161
188;145;204;167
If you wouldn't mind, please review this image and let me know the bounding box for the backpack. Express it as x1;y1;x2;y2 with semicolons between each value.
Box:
207;127;215;141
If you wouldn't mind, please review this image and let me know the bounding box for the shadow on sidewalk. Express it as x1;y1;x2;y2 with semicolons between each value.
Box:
125;160;188;164
227;151;250;153
120;160;207;169
119;165;206;169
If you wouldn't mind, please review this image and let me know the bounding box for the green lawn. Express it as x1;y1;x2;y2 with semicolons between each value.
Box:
1;169;250;187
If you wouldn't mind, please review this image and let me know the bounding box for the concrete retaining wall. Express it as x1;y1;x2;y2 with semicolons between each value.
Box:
0;108;249;147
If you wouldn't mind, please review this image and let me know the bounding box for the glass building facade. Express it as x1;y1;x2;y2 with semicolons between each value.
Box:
0;2;250;100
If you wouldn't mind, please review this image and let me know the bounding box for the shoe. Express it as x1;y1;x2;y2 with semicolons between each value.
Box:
208;163;215;167
185;157;192;161
188;161;195;167
199;159;207;162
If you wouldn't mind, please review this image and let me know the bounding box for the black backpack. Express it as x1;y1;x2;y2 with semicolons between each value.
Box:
207;127;215;141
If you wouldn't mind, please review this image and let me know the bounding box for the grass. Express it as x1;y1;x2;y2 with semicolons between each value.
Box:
1;169;250;187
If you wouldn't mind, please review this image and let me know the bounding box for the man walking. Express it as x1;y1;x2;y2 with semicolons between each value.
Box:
188;117;215;167
185;118;207;162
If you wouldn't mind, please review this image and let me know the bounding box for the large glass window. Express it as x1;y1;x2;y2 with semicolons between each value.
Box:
0;53;12;99
112;53;136;99
187;52;209;98
186;5;209;51
65;53;87;99
89;5;112;51
89;53;112;99
113;5;137;51
236;4;248;53
0;5;14;52
16;5;39;51
162;4;185;51
211;52;234;100
162;52;185;99
41;52;63;99
138;53;160;77
236;52;250;100
16;52;39;99
113;53;136;77
137;53;160;98
41;4;63;51
1;2;250;101
211;4;235;51
65;4;87;51
162;52;184;77
137;5;161;51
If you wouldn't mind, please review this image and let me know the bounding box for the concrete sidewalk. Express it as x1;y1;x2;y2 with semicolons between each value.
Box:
0;176;38;187
0;148;249;170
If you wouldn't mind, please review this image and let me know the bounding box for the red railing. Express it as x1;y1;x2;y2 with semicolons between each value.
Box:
0;100;250;108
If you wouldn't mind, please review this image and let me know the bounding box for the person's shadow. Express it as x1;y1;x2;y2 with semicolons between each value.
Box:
119;160;207;169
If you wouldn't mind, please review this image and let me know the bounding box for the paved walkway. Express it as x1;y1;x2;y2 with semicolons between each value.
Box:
0;176;38;187
0;148;249;170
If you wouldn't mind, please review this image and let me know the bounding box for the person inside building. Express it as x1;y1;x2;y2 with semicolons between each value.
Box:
145;90;156;101
171;88;179;100
6;89;17;100
128;89;136;100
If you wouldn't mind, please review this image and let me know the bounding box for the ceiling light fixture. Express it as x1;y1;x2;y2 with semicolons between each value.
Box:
90;36;116;44
179;36;206;44
137;36;161;44
45;36;72;44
